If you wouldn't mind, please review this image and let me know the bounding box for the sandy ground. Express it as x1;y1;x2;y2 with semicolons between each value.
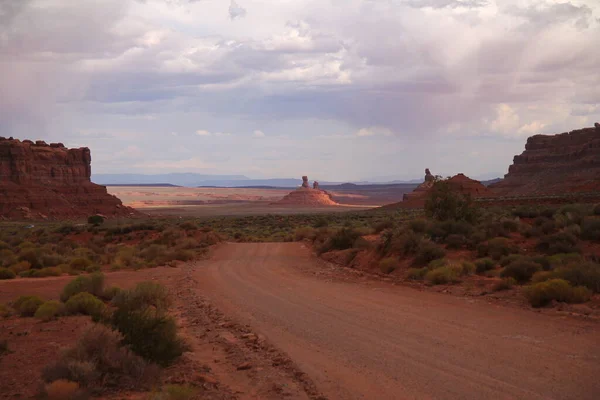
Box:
192;242;600;400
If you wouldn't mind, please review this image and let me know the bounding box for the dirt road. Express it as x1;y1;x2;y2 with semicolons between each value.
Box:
193;243;600;400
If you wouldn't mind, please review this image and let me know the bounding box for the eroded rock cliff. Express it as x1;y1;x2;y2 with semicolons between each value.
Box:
0;138;137;219
489;125;600;196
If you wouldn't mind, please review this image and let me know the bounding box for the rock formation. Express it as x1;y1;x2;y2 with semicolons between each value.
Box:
275;176;339;206
489;124;600;196
0;137;138;219
400;170;489;207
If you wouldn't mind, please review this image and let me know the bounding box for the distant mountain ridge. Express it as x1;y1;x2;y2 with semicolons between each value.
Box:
93;173;502;188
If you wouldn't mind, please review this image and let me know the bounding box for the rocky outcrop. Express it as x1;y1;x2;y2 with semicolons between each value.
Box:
489;124;600;196
0;137;138;219
275;176;339;206
400;170;488;207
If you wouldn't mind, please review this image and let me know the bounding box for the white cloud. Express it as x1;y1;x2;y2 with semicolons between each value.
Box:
196;130;211;136
518;121;546;135
356;127;393;137
490;104;521;135
229;0;247;20
253;130;265;137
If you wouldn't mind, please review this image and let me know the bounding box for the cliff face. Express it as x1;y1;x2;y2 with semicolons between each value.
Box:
490;125;600;196
0;138;137;219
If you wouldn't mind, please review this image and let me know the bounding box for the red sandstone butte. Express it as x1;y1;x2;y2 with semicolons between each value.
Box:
489;124;600;196
275;176;339;206
0;138;138;219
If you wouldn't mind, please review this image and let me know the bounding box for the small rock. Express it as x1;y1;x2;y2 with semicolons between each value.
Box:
237;362;252;371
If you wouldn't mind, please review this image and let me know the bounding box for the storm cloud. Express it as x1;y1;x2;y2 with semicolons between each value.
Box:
0;0;599;181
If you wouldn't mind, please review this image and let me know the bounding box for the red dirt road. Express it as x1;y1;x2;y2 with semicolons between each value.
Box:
193;243;600;400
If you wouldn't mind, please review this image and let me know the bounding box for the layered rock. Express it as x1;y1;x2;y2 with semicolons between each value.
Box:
489;124;600;196
0;137;138;219
275;176;339;206
400;170;488;207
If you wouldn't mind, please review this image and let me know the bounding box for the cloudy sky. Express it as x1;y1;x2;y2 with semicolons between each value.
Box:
1;0;599;181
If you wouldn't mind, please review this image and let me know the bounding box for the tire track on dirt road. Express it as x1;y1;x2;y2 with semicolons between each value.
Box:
192;242;600;400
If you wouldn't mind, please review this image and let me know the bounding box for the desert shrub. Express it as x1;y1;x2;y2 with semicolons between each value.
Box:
35;301;66;321
408;219;429;233
512;207;539;218
294;227;316;241
14;295;44;316
581;217;600;241
373;220;394;234
594;204;600;216
407;267;428;280
499;254;522;267
425;266;460;285
0;249;17;268
149;385;197;400
492;277;516;292
461;261;476;275
171;249;194;262
329;228;361;251
546;253;583;269
445;234;466;249
531;271;553;283
427;258;448;270
425;181;478;223
65;293;106;318
501;260;541;283
111;306;186;366
353;237;372;250
60;273;105;302
100;286;121;302
413;242;446;266
18;248;43;269
0;267;15;280
44;379;83;400
113;282;171;310
42;325;159;393
537;232;579;255
70;258;92;271
475;258;496;274
524;279;591;307
477;237;515;260
552;262;600;293
41;253;66;268
379;257;399;274
34;267;63;277
0;303;12;318
530;255;552;271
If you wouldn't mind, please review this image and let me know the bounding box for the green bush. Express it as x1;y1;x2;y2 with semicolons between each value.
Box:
113;282;171;310
149;385;198;400
111;305;186;366
33;267;63;277
475;258;495;274
0;303;12;318
424;181;479;223
445;234;466;249
524;279;591;307
294;227;317;241
101;286;121;301
477;237;515;260
329;228;361;251
18;248;43;269
499;254;522;267
65;293;106;317
60;273;105;302
492;277;516;292
537;232;579;255
461;261;476;275
413;242;446;266
551;262;600;293
501;260;541;283
14;295;44;317
407;267;428;280
35;301;66;321
87;215;104;226
379;257;399;274
69;257;92;271
9;261;31;274
408;219;429;233
0;267;16;280
42;325;159;392
581;217;600;241
373;220;394;234
425;266;460;285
